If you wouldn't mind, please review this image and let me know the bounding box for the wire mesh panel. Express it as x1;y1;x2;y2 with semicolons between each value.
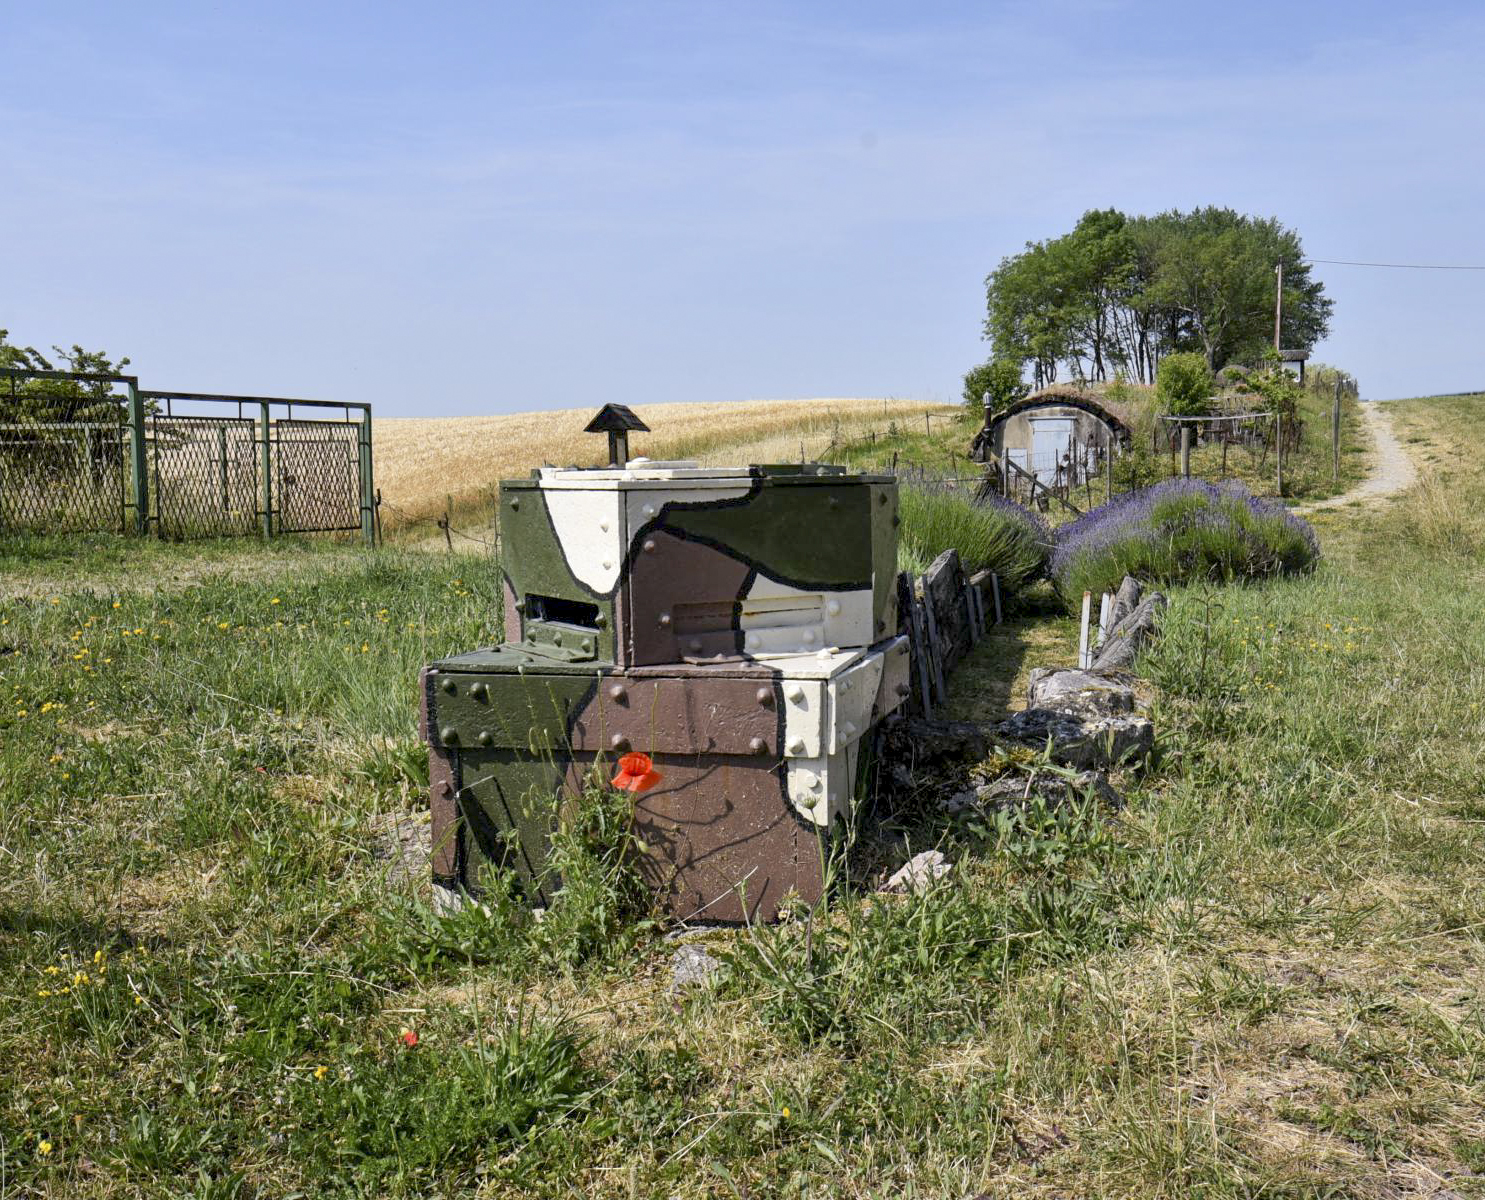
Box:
0;390;129;534
149;416;260;538
274;419;362;532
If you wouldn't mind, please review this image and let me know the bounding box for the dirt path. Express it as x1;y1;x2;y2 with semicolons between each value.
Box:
1299;401;1418;513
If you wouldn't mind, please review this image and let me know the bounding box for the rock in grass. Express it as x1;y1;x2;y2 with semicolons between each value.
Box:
881;849;952;893
670;944;722;989
994;708;1153;770
1109;575;1143;627
1091;592;1168;671
975;767;1121;810
1026;667;1135;718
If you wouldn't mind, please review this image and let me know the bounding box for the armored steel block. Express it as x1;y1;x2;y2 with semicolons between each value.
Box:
422;637;910;924
498;463;899;668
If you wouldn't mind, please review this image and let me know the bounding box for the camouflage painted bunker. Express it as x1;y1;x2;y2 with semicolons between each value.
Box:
419;457;910;923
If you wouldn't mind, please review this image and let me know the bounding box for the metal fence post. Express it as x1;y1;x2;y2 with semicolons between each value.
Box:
259;400;273;537
359;406;375;546
218;424;230;512
126;379;149;534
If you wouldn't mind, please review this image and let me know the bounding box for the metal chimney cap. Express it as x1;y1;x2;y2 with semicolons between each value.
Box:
583;403;650;434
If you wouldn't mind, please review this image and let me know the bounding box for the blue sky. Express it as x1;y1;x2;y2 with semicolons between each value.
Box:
4;1;1483;413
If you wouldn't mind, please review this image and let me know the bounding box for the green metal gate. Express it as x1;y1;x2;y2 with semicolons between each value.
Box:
0;368;374;544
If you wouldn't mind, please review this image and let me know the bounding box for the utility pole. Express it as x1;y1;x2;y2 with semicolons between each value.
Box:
1274;261;1283;352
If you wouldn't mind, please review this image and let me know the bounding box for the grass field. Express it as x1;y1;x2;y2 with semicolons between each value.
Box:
4;396;1484;1197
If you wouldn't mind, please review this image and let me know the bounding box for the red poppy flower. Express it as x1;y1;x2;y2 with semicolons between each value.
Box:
611;751;662;793
400;1028;418;1047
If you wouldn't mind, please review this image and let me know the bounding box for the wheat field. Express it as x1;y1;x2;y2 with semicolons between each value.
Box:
374;396;955;526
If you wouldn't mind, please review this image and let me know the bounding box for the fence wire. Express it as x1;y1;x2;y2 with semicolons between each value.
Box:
0;383;130;534
150;416;259;538
0;369;372;542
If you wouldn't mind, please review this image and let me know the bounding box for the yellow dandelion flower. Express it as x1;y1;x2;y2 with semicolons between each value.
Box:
218;621;230;630
781;1106;790;1118
314;1065;329;1081
37;1139;52;1156
270;598;281;605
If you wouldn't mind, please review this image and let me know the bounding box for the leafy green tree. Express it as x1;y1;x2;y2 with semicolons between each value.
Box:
983;207;1332;384
1154;352;1213;416
962;359;1028;421
0;330;132;423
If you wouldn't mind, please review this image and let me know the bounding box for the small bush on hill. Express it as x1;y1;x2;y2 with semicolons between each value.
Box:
898;482;1049;589
1049;478;1319;605
962;359;1029;422
1155;352;1214;416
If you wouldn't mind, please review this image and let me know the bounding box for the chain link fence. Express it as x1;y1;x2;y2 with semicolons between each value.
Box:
0;368;373;543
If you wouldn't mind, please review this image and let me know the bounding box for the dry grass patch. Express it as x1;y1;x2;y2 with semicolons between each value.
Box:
374;396;953;524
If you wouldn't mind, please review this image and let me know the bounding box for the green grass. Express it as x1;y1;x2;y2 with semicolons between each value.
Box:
4;396;1485;1196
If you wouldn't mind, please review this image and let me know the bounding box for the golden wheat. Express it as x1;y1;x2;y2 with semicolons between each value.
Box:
375;397;955;525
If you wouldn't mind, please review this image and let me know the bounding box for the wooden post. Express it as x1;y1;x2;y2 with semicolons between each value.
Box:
1106;442;1114;503
1078;591;1092;669
1097;591;1112;649
1274;261;1283;350
1221;436;1228;479
990;573;1002;625
1180;425;1191;478
1275;413;1284;496
1331;379;1342;484
925;413;931;439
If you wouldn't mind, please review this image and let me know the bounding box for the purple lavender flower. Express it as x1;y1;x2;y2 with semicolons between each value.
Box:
1050;478;1319;603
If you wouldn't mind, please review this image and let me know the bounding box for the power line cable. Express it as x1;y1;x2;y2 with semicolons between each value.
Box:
1305;257;1485;270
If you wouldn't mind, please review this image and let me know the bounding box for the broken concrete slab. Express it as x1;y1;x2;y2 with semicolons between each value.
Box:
994;707;1153;770
1026;667;1135;718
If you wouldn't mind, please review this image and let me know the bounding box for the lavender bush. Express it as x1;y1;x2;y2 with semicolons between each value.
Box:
1050;478;1319;606
898;482;1051;590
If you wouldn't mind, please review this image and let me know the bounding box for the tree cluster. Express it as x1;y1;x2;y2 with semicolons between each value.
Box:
1;329;132;423
983;207;1333;387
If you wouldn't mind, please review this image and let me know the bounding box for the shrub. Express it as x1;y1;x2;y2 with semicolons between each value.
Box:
897;482;1049;590
1155;352;1214;417
1049;478;1319;605
962;359;1029;422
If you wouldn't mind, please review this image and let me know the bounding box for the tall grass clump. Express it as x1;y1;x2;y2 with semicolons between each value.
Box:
897;482;1050;589
1049;478;1318;605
